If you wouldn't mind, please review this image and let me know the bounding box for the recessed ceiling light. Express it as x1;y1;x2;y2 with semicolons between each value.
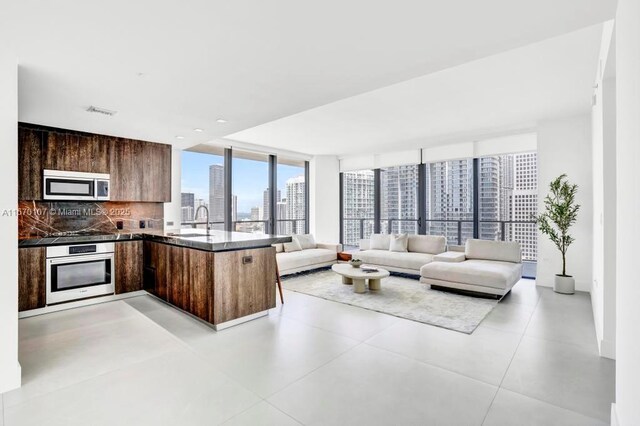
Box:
216;118;227;124
175;135;185;140
193;128;204;132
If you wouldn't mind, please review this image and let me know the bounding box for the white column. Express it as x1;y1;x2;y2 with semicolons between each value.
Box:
614;0;640;423
163;148;182;231
309;155;340;243
0;54;21;392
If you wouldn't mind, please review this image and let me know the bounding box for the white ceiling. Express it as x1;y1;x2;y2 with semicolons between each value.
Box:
2;0;614;152
227;24;605;156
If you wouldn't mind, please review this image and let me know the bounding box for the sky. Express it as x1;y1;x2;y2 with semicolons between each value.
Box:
181;151;304;213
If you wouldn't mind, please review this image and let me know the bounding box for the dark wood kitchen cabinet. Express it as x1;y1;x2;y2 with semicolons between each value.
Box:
43;131;110;174
18;123;172;202
18;247;46;311
110;138;171;202
213;247;276;324
143;241;214;321
18;126;44;200
115;240;143;294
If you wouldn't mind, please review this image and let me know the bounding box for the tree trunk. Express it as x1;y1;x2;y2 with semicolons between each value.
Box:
562;252;566;276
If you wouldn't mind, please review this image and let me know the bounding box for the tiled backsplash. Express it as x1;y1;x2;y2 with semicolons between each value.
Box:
18;201;164;239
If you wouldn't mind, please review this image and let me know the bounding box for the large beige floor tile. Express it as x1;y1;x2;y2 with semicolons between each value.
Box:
4;350;259;426
191;314;358;398
366;318;521;385
501;336;615;422
269;344;498;426
483;388;608;426
222;401;301;426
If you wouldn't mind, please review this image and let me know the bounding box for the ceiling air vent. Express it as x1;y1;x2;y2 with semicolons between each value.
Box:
86;106;117;116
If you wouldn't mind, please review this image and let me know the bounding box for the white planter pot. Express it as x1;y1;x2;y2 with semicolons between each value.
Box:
554;275;575;294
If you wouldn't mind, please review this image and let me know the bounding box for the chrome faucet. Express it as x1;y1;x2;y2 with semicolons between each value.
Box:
194;205;210;235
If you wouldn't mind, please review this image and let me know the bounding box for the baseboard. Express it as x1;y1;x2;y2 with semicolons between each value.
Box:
19;291;147;319
611;403;619;426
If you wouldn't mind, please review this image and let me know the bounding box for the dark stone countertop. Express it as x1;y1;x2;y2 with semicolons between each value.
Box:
18;229;292;252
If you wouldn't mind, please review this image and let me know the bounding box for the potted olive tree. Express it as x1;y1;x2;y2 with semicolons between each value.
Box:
535;174;580;294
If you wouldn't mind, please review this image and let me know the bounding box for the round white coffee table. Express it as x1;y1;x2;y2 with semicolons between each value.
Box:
331;263;390;294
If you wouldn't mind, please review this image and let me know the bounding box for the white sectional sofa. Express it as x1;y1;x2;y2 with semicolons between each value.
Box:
420;239;522;297
274;234;342;275
357;234;446;274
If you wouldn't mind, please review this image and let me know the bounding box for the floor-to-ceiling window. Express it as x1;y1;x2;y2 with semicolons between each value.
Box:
478;152;538;263
181;147;308;235
276;158;307;235
232;150;270;234
380;165;419;234
342;170;375;247
424;159;474;246
180;148;225;230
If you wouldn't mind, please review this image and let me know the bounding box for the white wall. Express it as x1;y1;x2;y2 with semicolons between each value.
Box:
163;148;182;231
614;0;640;423
536;114;593;292
0;55;21;392
592;74;617;359
309;155;340;243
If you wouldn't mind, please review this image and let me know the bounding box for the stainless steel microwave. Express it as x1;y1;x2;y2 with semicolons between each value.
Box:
43;170;110;201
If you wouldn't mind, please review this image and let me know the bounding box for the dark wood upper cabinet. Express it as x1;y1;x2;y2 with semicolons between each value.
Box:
18;123;171;202
115;240;143;294
18;247;46;311
18;127;44;200
110;138;171;202
43;131;110;174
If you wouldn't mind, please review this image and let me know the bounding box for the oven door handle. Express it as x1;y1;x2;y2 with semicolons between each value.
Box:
47;253;114;265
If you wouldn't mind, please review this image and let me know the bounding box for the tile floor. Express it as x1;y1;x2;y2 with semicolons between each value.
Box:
1;276;614;425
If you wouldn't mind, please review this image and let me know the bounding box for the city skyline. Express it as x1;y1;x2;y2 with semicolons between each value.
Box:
342;153;538;261
181;151;304;214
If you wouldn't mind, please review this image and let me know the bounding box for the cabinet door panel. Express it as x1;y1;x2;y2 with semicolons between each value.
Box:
18;127;43;200
19;247;46;311
109;138;144;201
213;247;276;324
115;241;143;294
44;131;109;173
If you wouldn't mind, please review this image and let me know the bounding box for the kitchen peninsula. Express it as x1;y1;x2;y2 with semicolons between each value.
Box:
19;229;292;330
143;230;291;330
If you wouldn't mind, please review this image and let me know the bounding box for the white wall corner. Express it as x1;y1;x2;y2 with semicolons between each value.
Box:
611;403;619;426
163;148;182;231
0;54;21;393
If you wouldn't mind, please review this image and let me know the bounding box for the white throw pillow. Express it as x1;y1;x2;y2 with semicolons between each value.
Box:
283;239;302;253
295;234;316;250
272;243;284;253
389;234;408;252
370;234;391;250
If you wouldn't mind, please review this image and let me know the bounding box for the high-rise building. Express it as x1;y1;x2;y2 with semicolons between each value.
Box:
180;192;195;223
286;175;305;234
250;206;260;221
262;188;281;221
342;170;375;246
209;164;225;222
511;152;538;261
381;165;418;234
425;159;474;245
276;201;288;234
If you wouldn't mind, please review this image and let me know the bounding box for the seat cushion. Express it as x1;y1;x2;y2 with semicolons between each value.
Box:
357;249;434;271
465;239;521;263
407;235;446;254
420;259;522;290
277;248;337;271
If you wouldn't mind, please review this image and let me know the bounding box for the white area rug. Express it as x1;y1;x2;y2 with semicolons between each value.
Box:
282;269;500;334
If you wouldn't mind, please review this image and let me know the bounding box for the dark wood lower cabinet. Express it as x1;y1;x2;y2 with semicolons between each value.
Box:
213;248;277;324
143;241;276;326
115;240;143;294
18;247;46;311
